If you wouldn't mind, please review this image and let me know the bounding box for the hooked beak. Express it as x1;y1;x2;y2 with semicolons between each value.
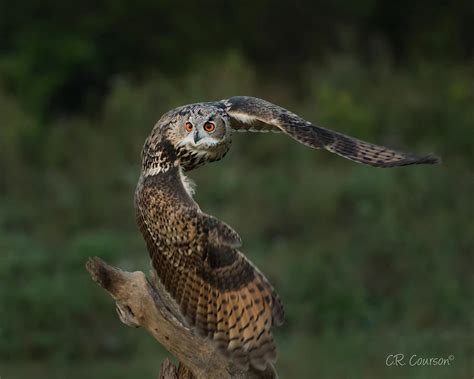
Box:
193;130;201;144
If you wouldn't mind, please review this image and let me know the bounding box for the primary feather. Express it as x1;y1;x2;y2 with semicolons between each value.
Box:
224;96;440;168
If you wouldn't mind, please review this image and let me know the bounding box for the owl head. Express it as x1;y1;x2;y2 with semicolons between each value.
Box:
162;103;232;171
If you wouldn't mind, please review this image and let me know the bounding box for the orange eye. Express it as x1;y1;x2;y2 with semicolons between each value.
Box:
204;122;215;133
185;122;193;132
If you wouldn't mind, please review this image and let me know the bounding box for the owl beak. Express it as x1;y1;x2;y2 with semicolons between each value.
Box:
193;130;202;144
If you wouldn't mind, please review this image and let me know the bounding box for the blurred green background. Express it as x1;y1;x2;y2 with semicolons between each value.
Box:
0;1;473;378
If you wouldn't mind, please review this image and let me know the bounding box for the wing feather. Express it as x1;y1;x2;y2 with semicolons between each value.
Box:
135;177;284;371
224;96;440;168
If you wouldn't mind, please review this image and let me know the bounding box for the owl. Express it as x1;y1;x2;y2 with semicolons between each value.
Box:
134;96;439;371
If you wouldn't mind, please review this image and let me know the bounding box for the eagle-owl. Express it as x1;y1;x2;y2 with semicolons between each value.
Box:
134;96;439;371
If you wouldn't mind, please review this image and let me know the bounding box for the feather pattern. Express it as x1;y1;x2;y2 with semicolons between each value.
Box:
135;162;283;371
224;96;440;168
135;96;439;372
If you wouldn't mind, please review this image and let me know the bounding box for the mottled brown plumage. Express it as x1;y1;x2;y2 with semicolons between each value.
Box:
225;96;439;167
135;96;439;371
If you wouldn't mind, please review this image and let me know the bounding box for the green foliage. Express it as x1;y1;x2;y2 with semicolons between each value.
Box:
0;56;472;377
1;1;473;117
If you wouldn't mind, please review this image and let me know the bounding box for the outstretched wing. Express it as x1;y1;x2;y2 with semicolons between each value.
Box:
223;96;440;168
135;180;284;371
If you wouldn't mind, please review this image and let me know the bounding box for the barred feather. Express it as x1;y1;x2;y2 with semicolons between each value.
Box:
135;170;284;371
135;95;439;374
225;96;440;168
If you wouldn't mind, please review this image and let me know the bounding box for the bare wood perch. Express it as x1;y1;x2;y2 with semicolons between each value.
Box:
85;257;278;379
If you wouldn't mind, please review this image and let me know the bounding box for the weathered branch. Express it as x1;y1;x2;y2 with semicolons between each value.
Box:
85;257;277;379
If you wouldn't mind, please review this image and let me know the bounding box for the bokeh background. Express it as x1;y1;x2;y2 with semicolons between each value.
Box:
1;1;473;378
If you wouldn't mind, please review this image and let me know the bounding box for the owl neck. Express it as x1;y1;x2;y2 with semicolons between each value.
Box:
139;139;197;201
142;139;180;177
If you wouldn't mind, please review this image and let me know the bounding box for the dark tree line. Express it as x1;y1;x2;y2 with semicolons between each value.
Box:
0;0;472;117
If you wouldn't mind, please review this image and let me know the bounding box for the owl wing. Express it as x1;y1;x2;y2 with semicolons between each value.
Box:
195;220;284;371
135;190;284;371
223;96;440;168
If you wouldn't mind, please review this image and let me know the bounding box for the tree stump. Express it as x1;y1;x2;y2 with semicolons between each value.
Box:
85;257;278;379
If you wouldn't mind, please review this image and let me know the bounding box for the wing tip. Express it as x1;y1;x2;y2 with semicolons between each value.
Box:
420;153;442;165
375;152;442;168
398;153;441;167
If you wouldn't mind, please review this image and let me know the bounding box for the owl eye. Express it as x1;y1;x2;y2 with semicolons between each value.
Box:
203;121;216;133
185;122;193;132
